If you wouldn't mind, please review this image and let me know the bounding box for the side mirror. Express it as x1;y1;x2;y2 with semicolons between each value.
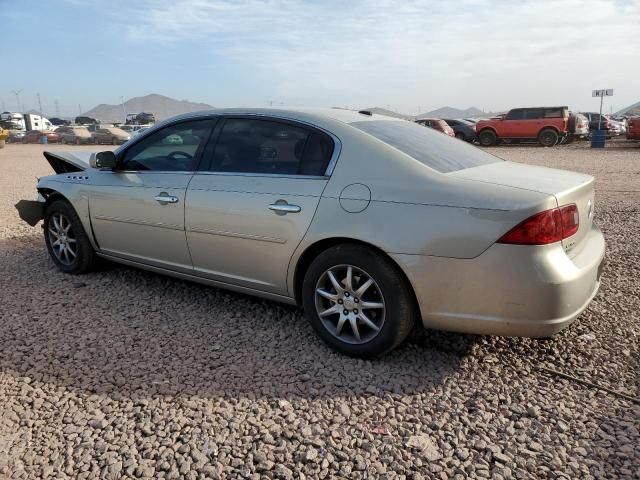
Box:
91;151;117;169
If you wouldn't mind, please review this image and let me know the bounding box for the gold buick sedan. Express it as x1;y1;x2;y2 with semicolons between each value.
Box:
16;108;605;357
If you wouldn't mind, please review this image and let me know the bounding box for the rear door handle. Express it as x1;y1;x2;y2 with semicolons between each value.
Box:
154;193;179;204
269;203;301;214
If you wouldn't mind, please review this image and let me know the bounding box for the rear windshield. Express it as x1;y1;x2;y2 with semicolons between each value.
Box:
350;120;501;173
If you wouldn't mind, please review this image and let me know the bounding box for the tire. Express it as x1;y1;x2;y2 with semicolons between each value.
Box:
455;132;465;140
302;244;417;358
478;129;497;147
44;199;97;274
538;128;559;147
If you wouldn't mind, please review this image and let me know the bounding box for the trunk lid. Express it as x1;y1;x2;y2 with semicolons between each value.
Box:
450;161;595;257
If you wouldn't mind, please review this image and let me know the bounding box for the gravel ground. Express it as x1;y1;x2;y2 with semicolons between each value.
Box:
1;142;638;479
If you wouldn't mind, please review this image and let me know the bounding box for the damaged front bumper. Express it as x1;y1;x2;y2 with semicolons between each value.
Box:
15;199;44;226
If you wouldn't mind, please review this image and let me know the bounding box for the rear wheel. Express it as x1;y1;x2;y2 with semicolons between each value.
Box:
538;128;559;147
478;129;497;146
302;244;417;358
44;200;97;274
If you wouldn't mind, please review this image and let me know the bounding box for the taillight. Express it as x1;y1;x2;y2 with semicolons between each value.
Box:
498;204;579;245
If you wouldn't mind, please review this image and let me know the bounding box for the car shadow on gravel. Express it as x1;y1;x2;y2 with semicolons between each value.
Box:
0;236;479;401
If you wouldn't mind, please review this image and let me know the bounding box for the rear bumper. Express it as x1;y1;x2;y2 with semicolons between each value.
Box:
392;223;605;337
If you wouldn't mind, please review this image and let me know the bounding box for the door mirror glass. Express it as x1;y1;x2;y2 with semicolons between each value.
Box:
92;151;117;169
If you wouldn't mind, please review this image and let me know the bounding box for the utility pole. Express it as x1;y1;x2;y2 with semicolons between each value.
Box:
120;96;127;123
78;104;82;116
37;93;44;121
11;90;22;112
55;99;60;117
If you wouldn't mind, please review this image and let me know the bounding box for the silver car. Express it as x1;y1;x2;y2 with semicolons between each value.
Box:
16;108;605;357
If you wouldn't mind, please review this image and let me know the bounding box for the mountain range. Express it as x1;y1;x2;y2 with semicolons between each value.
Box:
82;94;213;122
79;94;493;123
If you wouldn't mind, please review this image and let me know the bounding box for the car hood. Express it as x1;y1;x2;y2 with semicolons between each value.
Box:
43;151;94;173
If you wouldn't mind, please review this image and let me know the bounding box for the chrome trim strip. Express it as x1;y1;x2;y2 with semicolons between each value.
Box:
93;215;182;230
192;171;328;180
187;226;286;244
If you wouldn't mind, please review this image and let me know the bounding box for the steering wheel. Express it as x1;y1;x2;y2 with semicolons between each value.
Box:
167;151;193;161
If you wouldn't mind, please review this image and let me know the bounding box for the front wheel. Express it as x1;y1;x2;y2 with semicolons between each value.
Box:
44;200;97;274
538;128;559;147
302;244;417;357
478;129;497;146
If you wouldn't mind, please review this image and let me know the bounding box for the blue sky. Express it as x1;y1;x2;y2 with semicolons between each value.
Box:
1;0;639;116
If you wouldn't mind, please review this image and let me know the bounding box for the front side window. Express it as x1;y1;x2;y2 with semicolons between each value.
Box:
120;120;214;171
206;118;333;176
350;120;501;173
506;109;525;120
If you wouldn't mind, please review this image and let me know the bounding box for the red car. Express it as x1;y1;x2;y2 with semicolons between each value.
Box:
415;118;455;137
22;130;60;144
626;117;640;140
476;106;569;147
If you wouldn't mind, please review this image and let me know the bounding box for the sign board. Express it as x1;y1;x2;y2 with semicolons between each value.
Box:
592;89;613;97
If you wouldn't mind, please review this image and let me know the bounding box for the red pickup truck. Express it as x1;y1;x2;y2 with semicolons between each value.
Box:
627;117;640;140
476;106;570;147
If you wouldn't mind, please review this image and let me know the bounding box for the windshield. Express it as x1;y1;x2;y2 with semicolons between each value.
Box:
350;120;502;173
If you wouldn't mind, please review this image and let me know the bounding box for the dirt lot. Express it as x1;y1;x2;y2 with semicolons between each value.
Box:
0;142;638;479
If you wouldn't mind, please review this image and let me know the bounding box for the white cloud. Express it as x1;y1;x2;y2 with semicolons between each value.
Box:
114;0;639;111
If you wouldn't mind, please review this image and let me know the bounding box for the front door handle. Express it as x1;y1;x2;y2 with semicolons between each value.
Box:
269;203;301;214
154;193;179;204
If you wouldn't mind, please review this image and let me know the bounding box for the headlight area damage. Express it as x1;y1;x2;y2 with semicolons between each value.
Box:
15;150;91;226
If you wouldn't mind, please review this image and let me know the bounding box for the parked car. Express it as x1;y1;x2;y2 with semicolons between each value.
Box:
443;119;476;142
131;127;150;138
125;112;156;125
56;126;92;145
91;127;131;145
22;130;60;144
606;117;625;135
626;117;640;140
567;113;590;141
7;130;26;143
415;118;455;137
49;117;71;127
75;116;98;125
15;108;605;358
476;106;569;147
580;112;610;132
464;118;478;124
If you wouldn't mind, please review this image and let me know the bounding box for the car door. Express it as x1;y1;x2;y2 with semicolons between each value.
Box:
89;119;216;272
186;116;337;295
502;109;525;137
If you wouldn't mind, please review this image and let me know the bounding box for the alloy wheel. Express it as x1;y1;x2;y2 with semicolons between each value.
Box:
48;213;77;265
314;265;386;344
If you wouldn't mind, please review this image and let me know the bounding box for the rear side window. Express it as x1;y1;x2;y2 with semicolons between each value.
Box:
544;108;563;118
351;120;501;173
206;118;334;176
524;109;544;119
